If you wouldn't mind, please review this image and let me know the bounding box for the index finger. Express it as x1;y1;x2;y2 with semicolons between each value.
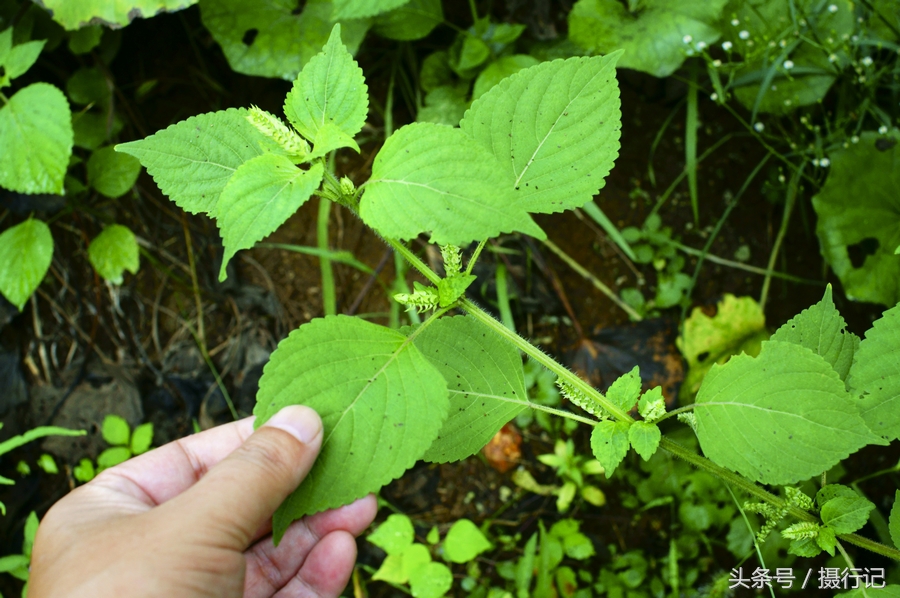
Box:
92;416;257;506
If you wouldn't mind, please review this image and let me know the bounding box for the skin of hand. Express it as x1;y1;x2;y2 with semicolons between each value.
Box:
28;405;377;598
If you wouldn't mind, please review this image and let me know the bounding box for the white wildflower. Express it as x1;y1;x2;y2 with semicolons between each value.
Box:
879;125;889;134
754;122;765;132
851;135;860;143
696;41;707;50
783;60;794;69
862;56;873;66
722;41;733;51
710;92;719;101
712;59;722;67
731;18;740;26
683;34;693;43
819;158;830;167
739;30;750;39
828;3;838;12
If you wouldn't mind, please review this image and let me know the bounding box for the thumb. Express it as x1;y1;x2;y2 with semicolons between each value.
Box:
161;405;323;550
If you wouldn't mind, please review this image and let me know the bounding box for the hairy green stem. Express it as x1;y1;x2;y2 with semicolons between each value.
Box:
381;237;900;563
317;198;336;316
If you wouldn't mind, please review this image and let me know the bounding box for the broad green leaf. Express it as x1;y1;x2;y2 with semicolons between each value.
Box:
460;53;622;215
372;0;442;41
472;54;539;100
788;536;822;558
607;366;641;413
4;39;45;80
848;302;900;441
36;0;196;29
88;225;140;285
409;562;453;598
414;315;527;463
360;122;544;245
569;0;727;77
417;84;468;126
199;0;368;80
589;420;630;477
284;24;368;143
67;67;110;107
254;316;449;541
812;131;900;306
368;513;414;555
820;496;875;534
678;294;768;401
816;484;859;508
0;219;53;311
377;544;431;584
638;387;665;422
97;446;132;468
562;532;595;560
771;285;859;383
436;274;475;307
333;0;409;19
816;525;836;556
452;35;490;74
130;423;153;455
426;526;439;544
216;156;323;281
443;519;492;563
74;111;123;150
694;341;881;485
116;108;282;216
628;421;661;461
0;555;29;575
0;83;73;194
0;28;10;65
101;414;130;446
308;123;360;160
87;146;142;198
890;490;900;549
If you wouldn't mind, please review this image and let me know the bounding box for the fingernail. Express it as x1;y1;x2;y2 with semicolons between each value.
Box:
263;405;322;445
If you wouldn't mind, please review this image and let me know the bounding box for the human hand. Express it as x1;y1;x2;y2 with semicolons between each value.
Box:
28;405;377;598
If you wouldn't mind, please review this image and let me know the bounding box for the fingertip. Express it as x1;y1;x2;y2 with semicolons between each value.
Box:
261;405;323;447
296;531;358;597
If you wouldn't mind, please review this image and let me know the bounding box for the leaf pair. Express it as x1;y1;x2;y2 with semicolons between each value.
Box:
117;25;368;281
254;314;527;542
359;50;623;245
692;286;897;486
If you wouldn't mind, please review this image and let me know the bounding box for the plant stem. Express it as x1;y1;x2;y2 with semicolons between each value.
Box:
685;61;700;224
318;198;336;316
760;163;804;312
540;238;643;321
494;263;515;331
466;239;487;275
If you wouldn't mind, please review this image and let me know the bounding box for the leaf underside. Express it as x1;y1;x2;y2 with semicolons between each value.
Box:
460;52;622;215
116;108;282;216
254;316;449;542
413;316;527;463
694;340;880;485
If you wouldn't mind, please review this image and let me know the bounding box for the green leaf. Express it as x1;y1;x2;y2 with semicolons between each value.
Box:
788;536;822;558
0;28;10;66
472;55;540;100
820;496;875;534
414;316;527;463
333;0;410;19
678;294;769;401
284;24;368;143
628;421;661;461
199;0;368;80
130;423;153;455
638;387;665;422
254;315;449;541
812;131;900;306
417;85;469;126
460;53;622;216
116;108;282;216
87;146;142;199
890;490;900;549
837;586;900;598
816;484;859;508
73;458;95;483
68;25;104;55
101;414;130;446
4;40;45;80
0;83;73;194
443;519;492;563
372;0;442;41
426;526;439;545
453;35;490;73
569;0;727;77
607;366;641;413
360;122;544;245
0;555;29;575
816;525;837;556
88;225;140;285
22;511;38;557
409;562;453;598
37;0;196;30
848;301;900;441
694;341;881;485
97;446;132;469
368;513;415;555
67;67;110;107
216;157;323;281
562;532;595;560
37;453;58;474
308;123;360;160
589;420;630;477
771;285;859;383
437;274;476;308
0;219;53;311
